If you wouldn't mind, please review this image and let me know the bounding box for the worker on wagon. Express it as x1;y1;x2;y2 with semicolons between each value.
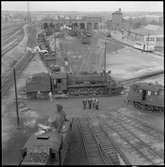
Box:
48;104;67;132
49;91;53;102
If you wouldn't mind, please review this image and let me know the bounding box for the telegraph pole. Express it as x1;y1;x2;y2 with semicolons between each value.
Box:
104;38;107;76
13;68;20;127
147;32;149;51
54;34;56;54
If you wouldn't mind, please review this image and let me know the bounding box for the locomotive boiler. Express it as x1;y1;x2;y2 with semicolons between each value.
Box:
127;82;164;112
51;71;123;96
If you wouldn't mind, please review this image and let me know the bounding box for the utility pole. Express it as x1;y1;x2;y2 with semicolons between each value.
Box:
104;38;107;76
147;32;149;51
54;34;56;54
104;37;108;95
13;68;20;127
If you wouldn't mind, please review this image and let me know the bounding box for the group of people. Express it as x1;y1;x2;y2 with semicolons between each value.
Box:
82;98;99;110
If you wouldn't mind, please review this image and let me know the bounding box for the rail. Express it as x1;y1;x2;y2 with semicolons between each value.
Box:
77;118;108;165
112;110;164;141
2;39;19;56
87;117;119;165
96;116;131;165
100;113;164;165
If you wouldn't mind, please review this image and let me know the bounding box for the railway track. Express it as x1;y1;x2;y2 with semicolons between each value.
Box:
108;111;164;158
77;116;131;165
2;29;24;55
77;118;109;165
87;116;130;165
99;113;164;165
2;39;19;56
113;110;164;142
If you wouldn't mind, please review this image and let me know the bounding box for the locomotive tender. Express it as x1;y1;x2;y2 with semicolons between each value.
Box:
127;82;164;112
20;121;72;165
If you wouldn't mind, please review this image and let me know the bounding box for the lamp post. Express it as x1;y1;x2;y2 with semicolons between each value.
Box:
104;37;107;94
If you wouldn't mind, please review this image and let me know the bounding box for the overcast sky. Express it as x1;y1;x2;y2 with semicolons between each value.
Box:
2;1;163;12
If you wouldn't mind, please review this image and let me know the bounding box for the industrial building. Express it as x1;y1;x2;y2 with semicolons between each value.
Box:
40;16;102;32
123;24;164;51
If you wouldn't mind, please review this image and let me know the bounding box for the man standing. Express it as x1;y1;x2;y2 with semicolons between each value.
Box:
92;97;96;109
48;104;67;132
49;91;53;102
82;98;87;110
88;98;92;110
96;98;99;111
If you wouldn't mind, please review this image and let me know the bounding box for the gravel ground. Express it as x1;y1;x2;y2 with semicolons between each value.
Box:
2;30;164;165
2;96;164;165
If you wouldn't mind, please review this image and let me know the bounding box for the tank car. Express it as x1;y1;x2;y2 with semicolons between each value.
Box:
127;82;164;112
20;120;72;165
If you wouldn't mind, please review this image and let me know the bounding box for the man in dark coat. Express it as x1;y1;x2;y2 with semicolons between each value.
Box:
82;98;87;110
48;104;67;132
88;98;92;110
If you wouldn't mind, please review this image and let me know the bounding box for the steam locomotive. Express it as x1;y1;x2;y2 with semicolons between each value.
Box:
26;72;123;98
127;82;164;112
